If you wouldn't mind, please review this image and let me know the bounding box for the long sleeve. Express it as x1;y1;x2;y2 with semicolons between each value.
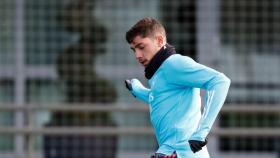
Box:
164;55;231;141
130;79;151;104
190;73;230;141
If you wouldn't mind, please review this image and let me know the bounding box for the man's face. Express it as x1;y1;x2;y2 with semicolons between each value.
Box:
129;35;162;67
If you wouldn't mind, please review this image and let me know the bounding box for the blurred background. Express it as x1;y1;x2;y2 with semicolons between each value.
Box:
0;0;280;158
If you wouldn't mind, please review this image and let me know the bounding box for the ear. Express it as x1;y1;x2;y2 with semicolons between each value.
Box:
155;35;164;47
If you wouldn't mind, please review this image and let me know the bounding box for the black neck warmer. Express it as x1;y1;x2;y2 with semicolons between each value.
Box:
145;44;176;79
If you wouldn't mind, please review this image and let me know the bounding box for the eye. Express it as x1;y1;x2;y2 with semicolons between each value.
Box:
130;48;135;53
139;46;145;50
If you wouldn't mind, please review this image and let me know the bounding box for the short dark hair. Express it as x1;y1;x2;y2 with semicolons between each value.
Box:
125;17;166;43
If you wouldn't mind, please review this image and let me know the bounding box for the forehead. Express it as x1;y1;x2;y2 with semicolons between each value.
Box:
130;35;152;47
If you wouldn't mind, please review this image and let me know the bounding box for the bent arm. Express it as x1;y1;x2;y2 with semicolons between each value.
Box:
165;55;230;141
191;74;230;141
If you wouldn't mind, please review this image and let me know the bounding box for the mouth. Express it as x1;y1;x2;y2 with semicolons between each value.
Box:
139;60;147;66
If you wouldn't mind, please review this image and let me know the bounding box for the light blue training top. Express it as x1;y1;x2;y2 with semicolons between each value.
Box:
130;54;230;158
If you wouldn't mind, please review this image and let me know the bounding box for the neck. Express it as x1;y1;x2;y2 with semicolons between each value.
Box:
144;43;176;79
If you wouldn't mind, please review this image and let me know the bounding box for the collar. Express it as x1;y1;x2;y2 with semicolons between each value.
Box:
144;44;176;79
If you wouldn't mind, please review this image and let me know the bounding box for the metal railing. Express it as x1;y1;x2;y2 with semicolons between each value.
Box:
0;103;279;136
0;103;279;158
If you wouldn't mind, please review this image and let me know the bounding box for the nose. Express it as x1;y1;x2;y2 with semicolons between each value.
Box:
134;50;143;59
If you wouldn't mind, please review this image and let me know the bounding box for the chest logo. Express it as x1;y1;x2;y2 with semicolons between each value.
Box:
149;93;154;102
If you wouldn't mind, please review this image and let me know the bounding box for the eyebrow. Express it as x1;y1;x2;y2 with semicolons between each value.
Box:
130;43;143;50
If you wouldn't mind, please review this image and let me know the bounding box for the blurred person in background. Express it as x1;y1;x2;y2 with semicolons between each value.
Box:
44;0;117;158
125;17;230;158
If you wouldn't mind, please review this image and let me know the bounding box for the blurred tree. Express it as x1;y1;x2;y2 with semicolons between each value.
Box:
56;0;116;103
44;0;117;158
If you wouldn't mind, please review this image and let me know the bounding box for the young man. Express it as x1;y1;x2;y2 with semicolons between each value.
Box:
124;17;230;158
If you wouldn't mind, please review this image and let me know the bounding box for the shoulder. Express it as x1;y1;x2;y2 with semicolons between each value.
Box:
161;54;199;83
164;54;197;70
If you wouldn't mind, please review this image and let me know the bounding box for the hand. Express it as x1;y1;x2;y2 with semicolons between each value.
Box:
188;138;208;153
124;80;133;91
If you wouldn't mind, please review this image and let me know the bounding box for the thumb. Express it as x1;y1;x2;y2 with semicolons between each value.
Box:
124;80;133;91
